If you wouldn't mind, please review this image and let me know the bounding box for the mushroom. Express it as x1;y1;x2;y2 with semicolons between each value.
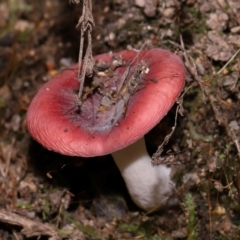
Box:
26;48;185;211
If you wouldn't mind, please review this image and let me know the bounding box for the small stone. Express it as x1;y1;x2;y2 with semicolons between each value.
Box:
144;0;157;17
14;20;33;32
227;35;240;47
172;228;187;238
231;26;240;34
206;12;228;31
182;172;200;186
10;114;21;132
229;120;239;131
135;0;157;17
162;8;175;18
135;0;145;7
60;58;73;68
206;31;233;61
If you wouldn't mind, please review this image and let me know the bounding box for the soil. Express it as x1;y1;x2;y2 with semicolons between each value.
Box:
0;0;240;239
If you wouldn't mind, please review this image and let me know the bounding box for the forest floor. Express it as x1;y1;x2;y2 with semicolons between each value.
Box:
0;0;240;239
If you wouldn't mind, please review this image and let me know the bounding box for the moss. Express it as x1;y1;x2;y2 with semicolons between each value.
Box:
65;214;106;240
117;220;172;240
183;193;198;240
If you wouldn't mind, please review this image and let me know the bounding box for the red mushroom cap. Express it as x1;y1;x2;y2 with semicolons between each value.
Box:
26;48;185;157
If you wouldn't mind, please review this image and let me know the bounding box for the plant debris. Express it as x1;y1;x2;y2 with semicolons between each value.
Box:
1;0;240;239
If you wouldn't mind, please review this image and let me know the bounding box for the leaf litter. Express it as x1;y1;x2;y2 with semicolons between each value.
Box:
0;0;240;239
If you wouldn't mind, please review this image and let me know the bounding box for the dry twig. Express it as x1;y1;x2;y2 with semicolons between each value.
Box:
151;87;188;166
0;209;60;240
75;0;95;105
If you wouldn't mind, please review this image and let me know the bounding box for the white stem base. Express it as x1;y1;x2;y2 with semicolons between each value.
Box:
112;137;176;212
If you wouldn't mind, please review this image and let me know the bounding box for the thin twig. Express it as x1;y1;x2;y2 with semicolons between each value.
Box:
217;48;240;75
76;0;95;105
151;95;184;166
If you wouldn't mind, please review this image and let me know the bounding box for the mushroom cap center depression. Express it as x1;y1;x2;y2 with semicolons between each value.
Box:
61;54;149;133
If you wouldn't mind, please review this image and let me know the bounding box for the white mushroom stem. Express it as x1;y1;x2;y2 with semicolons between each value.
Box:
111;137;176;212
